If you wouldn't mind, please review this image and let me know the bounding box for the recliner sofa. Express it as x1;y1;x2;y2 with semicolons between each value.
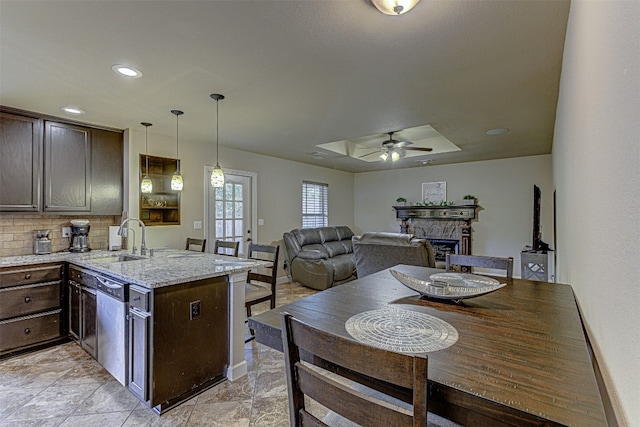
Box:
283;226;357;290
352;232;437;278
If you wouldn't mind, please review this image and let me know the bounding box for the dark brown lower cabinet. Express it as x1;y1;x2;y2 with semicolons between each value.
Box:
68;265;98;359
0;263;64;357
128;276;229;413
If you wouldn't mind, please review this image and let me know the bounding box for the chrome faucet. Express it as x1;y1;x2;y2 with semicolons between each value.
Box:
118;218;147;255
125;228;136;254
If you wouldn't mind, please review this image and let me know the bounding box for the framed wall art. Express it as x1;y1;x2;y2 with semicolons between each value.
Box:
422;181;446;204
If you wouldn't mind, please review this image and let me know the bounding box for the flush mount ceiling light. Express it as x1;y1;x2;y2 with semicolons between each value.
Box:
140;122;153;194
170;110;184;191
111;64;143;78
210;93;225;188
486;128;509;135
369;0;421;15
60;106;84;115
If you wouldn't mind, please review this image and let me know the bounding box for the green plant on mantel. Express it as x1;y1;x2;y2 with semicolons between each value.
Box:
463;194;476;200
395;197;407;203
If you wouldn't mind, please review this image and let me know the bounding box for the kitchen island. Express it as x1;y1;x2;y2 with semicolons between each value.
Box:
1;249;266;413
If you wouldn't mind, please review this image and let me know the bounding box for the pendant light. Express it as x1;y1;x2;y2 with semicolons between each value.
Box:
210;93;225;188
140;122;153;193
170;110;184;191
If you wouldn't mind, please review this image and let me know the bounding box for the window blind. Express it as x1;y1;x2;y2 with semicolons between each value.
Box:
302;181;328;228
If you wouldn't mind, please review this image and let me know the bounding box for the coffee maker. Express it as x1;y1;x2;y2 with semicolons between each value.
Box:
70;224;91;252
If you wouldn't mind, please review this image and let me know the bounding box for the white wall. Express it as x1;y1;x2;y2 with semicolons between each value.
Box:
354;155;553;278
125;129;354;251
553;1;640;425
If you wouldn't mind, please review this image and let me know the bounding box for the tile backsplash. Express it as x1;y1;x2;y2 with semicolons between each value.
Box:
0;215;121;257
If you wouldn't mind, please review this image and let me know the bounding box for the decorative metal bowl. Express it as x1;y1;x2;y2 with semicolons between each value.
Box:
390;270;506;301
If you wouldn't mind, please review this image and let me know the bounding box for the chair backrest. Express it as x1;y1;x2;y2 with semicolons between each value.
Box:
246;243;279;292
281;312;427;427
446;253;514;278
185;238;206;252
352;232;436;278
214;240;239;257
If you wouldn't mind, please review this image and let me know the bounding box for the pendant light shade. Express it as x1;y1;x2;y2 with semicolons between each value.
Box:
210;93;225;188
140;122;153;193
170;110;184;191
369;0;420;15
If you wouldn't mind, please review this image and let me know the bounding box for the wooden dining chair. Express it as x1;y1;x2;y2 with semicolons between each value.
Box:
281;312;428;427
185;238;206;252
446;253;514;278
245;243;279;317
214;240;239;257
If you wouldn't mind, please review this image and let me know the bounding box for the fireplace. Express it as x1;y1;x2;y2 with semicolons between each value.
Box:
392;205;479;259
427;239;459;263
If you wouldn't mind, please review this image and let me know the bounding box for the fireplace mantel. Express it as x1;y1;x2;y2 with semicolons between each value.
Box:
393;205;478;222
393;205;480;261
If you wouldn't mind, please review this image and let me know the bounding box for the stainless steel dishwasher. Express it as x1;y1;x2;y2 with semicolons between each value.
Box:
96;274;128;385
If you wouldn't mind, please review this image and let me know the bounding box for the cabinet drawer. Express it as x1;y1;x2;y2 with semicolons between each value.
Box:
68;266;97;288
0;264;63;289
0;282;61;319
129;285;150;312
0;309;62;353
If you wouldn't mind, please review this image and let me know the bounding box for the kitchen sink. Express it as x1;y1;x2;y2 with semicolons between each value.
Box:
89;254;145;264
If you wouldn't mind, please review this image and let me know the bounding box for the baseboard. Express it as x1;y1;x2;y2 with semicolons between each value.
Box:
227;360;248;381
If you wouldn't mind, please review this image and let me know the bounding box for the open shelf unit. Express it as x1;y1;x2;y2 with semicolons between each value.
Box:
139;155;181;226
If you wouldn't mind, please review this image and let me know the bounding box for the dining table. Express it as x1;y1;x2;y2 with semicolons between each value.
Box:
248;264;607;427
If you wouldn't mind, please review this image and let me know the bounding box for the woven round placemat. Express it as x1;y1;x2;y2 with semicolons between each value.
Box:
345;308;458;354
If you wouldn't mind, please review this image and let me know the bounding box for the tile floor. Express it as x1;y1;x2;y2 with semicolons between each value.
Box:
0;281;317;427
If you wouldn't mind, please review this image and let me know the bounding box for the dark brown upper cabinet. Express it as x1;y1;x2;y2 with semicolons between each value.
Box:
0;106;123;216
0;112;42;212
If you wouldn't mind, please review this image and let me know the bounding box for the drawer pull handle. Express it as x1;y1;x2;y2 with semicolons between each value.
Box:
24;328;31;335
25;274;32;279
134;296;141;301
24;297;31;303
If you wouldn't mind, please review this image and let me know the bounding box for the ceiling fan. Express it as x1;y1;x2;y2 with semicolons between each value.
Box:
360;131;433;162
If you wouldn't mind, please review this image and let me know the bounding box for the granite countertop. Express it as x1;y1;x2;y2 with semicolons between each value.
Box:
1;248;266;289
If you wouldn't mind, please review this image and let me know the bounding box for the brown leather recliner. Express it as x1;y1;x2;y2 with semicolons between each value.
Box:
283;226;357;291
352;232;437;278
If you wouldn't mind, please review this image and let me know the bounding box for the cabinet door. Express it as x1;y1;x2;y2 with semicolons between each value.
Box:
68;281;81;340
44;121;91;212
0;112;42;211
80;287;97;358
91;128;123;215
129;307;150;402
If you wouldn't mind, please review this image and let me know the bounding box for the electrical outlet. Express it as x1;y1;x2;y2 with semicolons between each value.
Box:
193;221;202;230
62;227;71;237
189;300;201;320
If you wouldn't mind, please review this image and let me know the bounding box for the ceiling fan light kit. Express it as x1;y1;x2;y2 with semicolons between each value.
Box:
369;0;420;16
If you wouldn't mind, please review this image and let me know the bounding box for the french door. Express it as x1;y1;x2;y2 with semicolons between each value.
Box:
205;168;256;257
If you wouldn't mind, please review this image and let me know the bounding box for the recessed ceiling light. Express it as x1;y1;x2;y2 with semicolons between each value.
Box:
60;106;85;115
112;64;143;78
486;128;509;135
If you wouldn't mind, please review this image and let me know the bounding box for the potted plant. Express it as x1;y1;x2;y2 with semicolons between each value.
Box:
395;197;407;206
461;194;476;205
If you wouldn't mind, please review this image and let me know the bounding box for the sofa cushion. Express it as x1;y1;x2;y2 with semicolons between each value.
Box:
318;226;340;242
292;228;323;246
324;240;348;257
327;254;356;282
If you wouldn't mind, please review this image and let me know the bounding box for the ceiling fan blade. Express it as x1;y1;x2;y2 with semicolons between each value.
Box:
358;150;380;158
405;147;433;152
393;139;413;148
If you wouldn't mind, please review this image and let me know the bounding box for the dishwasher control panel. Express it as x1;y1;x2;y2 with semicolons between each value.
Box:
96;276;127;301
